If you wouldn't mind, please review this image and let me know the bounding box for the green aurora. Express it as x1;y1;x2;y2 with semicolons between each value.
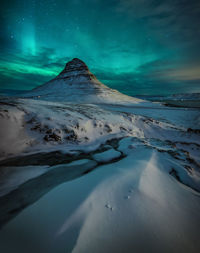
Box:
0;0;200;95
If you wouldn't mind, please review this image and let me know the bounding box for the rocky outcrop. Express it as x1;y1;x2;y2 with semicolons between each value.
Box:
56;58;97;82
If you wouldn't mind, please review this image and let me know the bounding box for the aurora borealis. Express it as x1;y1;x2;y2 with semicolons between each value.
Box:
0;0;200;95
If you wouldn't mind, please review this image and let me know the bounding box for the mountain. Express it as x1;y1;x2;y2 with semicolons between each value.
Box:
22;58;144;104
140;93;200;108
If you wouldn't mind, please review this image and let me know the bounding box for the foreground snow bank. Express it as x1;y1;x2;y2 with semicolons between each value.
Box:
55;142;200;253
0;139;199;253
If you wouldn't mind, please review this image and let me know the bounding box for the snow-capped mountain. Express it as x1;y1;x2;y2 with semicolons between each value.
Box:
22;58;144;104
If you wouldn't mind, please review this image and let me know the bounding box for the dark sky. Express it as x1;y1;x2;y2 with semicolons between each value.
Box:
0;0;200;95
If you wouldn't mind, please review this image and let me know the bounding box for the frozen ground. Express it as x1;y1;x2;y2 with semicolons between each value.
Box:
0;96;200;253
138;93;200;108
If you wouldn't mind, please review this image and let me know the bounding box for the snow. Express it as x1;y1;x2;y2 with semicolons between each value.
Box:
144;93;200;108
0;98;148;158
0;159;97;198
22;78;151;105
0;165;50;197
175;143;200;166
0;140;200;253
50;159;97;181
66;159;93;166
1;97;198;159
65;149;200;253
0;107;33;158
0;59;200;252
92;149;121;163
20;58;153;106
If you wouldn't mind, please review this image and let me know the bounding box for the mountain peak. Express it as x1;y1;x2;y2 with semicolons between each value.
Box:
71;58;85;64
61;58;89;75
67;58;87;66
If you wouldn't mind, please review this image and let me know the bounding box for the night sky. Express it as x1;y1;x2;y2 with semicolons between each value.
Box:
0;0;200;95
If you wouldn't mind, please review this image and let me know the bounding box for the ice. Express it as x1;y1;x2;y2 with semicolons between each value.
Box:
0;165;49;197
92;149;121;163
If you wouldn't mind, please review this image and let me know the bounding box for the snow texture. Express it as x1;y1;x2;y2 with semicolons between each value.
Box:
92;149;121;163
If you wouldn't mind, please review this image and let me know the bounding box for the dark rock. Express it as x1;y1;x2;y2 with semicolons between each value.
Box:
44;133;61;142
187;128;200;134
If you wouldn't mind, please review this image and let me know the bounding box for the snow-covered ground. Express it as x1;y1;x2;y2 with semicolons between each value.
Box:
0;98;199;159
0;137;200;253
0;58;200;252
140;93;200;108
0;96;199;253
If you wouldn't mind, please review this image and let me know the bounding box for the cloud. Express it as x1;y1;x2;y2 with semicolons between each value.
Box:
0;47;71;90
115;0;200;48
0;45;199;95
94;55;200;96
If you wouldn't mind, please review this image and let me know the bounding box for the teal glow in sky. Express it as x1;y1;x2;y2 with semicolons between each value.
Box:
0;0;200;95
